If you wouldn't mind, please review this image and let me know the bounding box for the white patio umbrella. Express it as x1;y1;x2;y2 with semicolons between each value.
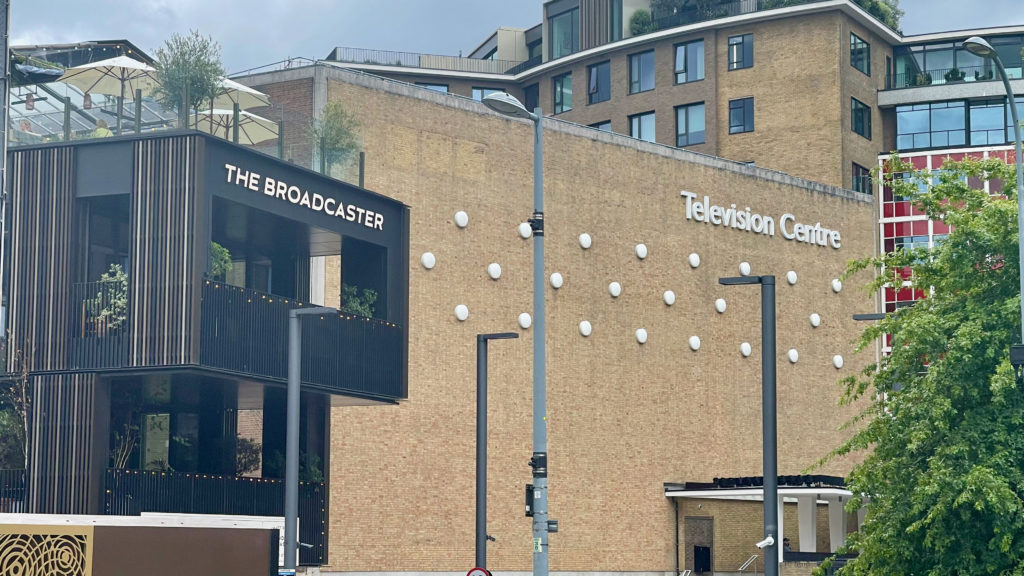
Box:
191;109;279;146
56;56;157;134
213;77;271;110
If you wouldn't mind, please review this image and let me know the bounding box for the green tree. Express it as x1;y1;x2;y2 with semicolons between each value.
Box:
0;341;33;470
341;284;377;318
311;101;359;175
629;9;655;36
852;0;903;31
820;155;1024;575
209;241;232;280
154;30;225;125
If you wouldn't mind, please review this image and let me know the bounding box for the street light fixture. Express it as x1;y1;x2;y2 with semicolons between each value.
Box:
962;36;1024;341
481;92;554;576
285;305;338;572
719;274;778;576
476;332;519;569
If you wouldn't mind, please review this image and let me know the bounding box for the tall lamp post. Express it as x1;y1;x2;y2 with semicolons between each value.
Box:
481;92;554;576
719;274;778;576
285;306;338;573
962;36;1024;338
476;332;519;569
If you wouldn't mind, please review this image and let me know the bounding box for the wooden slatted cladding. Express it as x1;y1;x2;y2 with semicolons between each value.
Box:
6;147;77;371
129;136;200;367
581;0;611;51
28;373;106;514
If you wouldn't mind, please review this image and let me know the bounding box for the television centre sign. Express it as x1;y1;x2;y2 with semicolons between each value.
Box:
680;191;841;249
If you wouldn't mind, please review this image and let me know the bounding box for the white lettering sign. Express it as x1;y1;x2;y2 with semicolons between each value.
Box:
680;190;840;249
224;163;384;231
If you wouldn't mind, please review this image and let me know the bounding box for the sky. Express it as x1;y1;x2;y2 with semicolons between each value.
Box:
10;0;1023;73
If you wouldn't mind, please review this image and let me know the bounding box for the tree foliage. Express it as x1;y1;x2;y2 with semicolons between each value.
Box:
629;9;655;36
820;155;1024;575
154;30;225;121
209;241;232;280
341;284;377;318
311;101;360;173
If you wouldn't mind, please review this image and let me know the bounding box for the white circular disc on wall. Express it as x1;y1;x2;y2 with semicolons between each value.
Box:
454;304;469;321
635;328;648;344
609;282;622;298
688;253;700;268
739;261;752;276
833;355;844;369
786;270;798;285
831;278;843;293
518;222;533;239
518;313;532;329
715;298;727;314
550;272;564;289
454;211;469;228
689;335;701;351
421;252;436;270
809;313;821;327
740;342;752;357
579;233;592;249
487;262;502;280
664;290;676;306
579;320;593;337
635;243;648;259
788;348;799;363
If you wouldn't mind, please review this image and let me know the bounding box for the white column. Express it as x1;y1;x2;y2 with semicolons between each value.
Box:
777;495;785;564
309;256;326;304
829;497;846;552
797;495;817;552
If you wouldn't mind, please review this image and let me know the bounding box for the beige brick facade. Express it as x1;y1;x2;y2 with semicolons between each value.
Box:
242;65;875;574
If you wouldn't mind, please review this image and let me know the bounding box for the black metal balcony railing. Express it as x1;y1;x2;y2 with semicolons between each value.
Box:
0;469;27;513
199;280;404;398
70;280;130;369
328;47;531;75
105;468;326;565
885;65;1007;89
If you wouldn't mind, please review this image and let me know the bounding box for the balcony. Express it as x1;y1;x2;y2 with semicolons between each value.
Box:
103;469;326;565
68;279;404;399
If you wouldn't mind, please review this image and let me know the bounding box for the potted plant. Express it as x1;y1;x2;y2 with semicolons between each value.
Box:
974;69;995;81
944;68;966;83
913;72;932;86
84;263;129;335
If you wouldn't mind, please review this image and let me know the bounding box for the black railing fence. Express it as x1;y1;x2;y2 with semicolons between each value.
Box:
200;280;404;398
886;64;1008;89
70;280;129;369
0;469;26;512
328;46;529;75
105;468;327;565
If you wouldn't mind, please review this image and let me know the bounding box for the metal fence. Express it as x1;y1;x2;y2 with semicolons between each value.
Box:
69;280;130;369
328;46;531;75
886;65;1003;89
0;469;26;513
199;280;404;398
105;468;327;565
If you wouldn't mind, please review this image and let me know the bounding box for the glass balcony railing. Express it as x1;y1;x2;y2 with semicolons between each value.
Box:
886;65;1023;90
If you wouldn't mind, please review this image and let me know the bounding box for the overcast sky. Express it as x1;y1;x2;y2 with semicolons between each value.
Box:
10;0;1022;73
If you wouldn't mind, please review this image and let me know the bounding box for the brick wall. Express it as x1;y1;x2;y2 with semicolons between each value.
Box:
240;65;874;573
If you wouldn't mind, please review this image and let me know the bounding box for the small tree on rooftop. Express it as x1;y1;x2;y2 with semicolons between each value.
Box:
154;30;225;127
310;101;360;175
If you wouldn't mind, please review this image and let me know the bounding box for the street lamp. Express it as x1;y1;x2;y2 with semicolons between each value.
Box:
962;36;1024;339
285;305;338;572
481;92;554;576
476;332;519;569
719;274;778;576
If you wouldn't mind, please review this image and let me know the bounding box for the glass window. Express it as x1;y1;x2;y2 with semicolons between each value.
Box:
472;87;502;102
588;61;611;104
610;0;623;42
590;120;612;132
728;34;753;70
675;40;705;84
629;51;655;93
550;8;579;60
852;163;871;195
729;97;754;134
629;111;656;142
895;101;965;150
416;82;449;93
970;100;1005;145
524;84;539;112
528;41;543;61
676;102;705;147
851;33;870;76
852;98;871;139
553;72;573;114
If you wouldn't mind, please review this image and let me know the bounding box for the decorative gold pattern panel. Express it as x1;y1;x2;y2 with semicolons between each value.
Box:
0;528;92;576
